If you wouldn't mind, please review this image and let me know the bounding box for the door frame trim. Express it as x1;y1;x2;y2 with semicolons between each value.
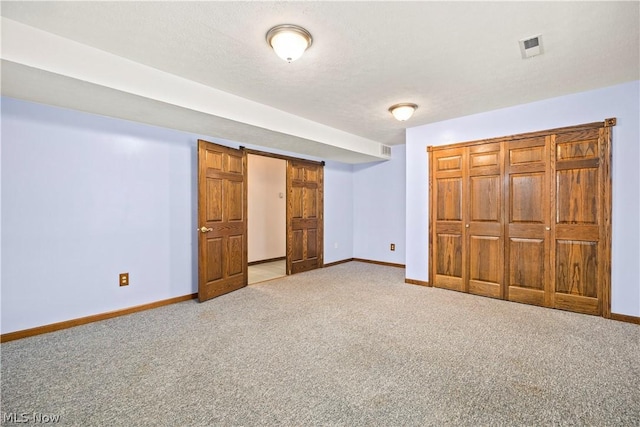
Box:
243;147;324;166
427;119;615;152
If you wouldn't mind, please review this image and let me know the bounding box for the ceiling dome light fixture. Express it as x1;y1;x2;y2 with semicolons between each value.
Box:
266;24;313;63
389;103;418;121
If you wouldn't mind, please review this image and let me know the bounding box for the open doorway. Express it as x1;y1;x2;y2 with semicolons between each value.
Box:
197;141;324;301
247;153;286;284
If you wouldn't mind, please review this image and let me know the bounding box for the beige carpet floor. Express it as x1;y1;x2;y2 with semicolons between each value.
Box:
2;261;639;426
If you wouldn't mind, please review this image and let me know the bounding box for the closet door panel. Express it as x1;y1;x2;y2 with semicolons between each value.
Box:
437;178;462;221
505;137;551;306
552;128;603;315
432;148;465;292
468;235;502;298
555;241;598;296
467;142;503;298
470;176;500;221
508;237;545;306
555;226;598;241
510;173;546;223
435;232;463;289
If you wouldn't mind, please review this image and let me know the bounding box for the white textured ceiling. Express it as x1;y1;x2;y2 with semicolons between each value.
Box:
1;1;639;163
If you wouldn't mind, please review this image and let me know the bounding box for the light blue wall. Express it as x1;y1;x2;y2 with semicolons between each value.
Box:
1;98;197;334
324;161;354;264
4;80;637;334
353;144;406;264
0;97;355;333
406;81;640;317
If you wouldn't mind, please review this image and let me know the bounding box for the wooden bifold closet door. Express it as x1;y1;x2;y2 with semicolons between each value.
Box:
428;119;613;317
429;143;504;299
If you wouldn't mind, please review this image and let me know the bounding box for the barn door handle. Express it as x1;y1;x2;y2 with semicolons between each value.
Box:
545;227;551;231
198;226;213;233
465;224;470;228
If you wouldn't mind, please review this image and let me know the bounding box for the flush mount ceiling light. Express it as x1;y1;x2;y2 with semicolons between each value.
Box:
389;103;418;121
266;24;313;63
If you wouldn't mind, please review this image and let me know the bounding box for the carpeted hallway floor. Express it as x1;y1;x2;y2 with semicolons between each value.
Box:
2;262;639;426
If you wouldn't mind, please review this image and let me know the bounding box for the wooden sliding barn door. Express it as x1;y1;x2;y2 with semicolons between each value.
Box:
197;140;247;302
287;159;324;275
429;119;613;317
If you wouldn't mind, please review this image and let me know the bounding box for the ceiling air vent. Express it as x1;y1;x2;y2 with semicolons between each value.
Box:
380;144;392;158
519;34;543;59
